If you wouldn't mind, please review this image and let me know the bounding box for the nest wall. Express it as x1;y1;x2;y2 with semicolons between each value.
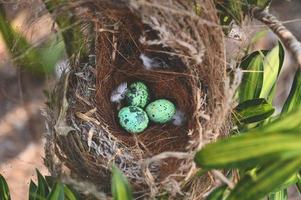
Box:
45;0;230;199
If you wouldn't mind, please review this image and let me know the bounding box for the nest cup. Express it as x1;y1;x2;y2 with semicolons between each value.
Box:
45;0;229;199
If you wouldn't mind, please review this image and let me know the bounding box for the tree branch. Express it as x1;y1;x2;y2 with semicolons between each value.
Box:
250;6;301;68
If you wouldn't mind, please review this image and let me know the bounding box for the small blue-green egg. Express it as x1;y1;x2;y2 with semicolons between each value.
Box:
125;82;149;108
118;106;149;134
146;99;176;124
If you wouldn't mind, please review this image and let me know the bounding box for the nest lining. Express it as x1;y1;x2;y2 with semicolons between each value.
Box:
45;0;231;199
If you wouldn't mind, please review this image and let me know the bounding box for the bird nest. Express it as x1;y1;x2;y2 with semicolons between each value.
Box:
44;0;231;199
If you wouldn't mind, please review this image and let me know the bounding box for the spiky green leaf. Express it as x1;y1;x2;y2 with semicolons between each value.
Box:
29;180;38;200
238;51;265;102
0;174;11;200
282;69;301;114
64;185;79;200
36;169;50;198
47;182;64;200
260;43;285;102
234;98;275;124
111;166;133;200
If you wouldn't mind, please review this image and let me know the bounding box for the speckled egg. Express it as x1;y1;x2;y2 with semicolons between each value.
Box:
146;99;176;124
125;82;149;108
118;106;149;134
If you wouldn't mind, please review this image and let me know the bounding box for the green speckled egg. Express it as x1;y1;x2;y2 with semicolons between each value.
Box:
118;106;149;134
146;99;176;124
125;82;149;108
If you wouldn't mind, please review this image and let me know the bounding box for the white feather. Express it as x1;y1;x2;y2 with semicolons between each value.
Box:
172;110;186;126
55;59;70;79
110;82;128;103
139;53;166;70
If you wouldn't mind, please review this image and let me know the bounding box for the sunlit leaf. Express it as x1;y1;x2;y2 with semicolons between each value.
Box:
111;166;133;200
258;108;301;132
0;174;11;200
260;43;285;102
194;130;301;169
234;98;274;124
282;69;301;114
247;0;271;8
271;173;299;192
238;51;265;102
227;158;301;200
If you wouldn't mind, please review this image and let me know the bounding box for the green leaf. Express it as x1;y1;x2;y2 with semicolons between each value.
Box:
227;158;301;200
272;173;299;193
0;4;62;75
40;37;65;73
47;182;64;200
247;0;271;9
260;43;285;102
194;130;301;169
282;69;301;114
207;185;228;200
0;174;11;200
268;189;288;200
42;0;87;59
259;108;301;132
238;51;264;102
45;176;56;189
29;180;38;200
36;169;50;198
111;166;133;200
225;0;243;24
297;175;301;194
234;98;275;124
250;29;269;45
64;185;79;200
